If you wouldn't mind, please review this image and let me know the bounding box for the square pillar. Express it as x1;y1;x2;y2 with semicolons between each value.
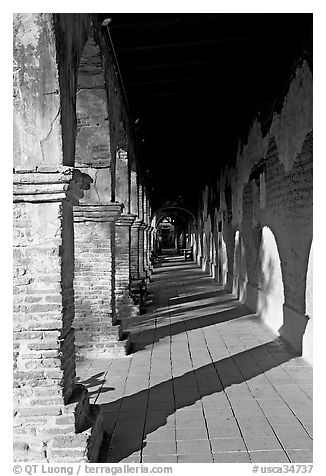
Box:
73;203;126;360
13;168;103;463
130;219;141;283
115;214;139;330
138;221;147;280
144;224;153;277
130;219;147;305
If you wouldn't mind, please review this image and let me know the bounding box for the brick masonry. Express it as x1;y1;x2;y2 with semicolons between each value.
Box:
115;214;139;332
13;168;103;463
73;204;127;360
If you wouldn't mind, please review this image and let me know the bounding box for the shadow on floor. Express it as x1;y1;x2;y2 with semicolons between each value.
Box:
75;371;116;399
99;337;297;462
130;293;238;330
129;303;249;352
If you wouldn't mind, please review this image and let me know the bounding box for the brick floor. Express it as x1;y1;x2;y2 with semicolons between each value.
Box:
76;254;313;463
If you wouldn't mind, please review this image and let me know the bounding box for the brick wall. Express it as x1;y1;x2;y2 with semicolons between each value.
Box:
195;61;312;359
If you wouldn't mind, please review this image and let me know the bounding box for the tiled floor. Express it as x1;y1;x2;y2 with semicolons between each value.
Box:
77;254;313;463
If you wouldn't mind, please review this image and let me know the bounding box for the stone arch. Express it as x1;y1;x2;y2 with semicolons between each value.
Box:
75;33;112;203
232;230;248;302
257;226;285;334
152;206;196;224
153;206;196;254
264;131;312;353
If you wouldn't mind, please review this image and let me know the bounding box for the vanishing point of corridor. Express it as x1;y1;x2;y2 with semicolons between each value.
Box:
77;252;313;464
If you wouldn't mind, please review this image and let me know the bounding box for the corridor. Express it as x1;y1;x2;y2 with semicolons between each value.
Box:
77;253;313;464
13;14;313;464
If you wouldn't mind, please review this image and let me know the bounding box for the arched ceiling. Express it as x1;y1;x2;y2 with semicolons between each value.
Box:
98;13;312;211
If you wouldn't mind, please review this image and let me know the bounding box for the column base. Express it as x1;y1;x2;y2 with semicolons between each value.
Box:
74;322;128;360
130;279;148;309
244;282;258;313
115;290;140;338
279;304;309;356
14;384;104;463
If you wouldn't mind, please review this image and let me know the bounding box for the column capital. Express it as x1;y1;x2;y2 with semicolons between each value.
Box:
131;218;143;229
73;202;123;223
139;221;147;231
116;213;137;227
13;167;92;204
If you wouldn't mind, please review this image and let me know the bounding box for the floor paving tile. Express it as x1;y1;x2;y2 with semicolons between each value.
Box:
287;449;313;462
142;440;177;455
207;423;242;438
203;406;234;419
210;437;246;452
175;416;207;429
213;452;251;462
178;453;214;463
77;255;312;463
177;438;211;454
241;425;276;437
278;436;313;449
146;428;176;442
244;436;283;451
249;450;290;462
273;425;310;438
176;427;208;440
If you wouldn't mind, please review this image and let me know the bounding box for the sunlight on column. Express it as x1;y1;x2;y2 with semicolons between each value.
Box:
220;234;228;287
303;242;313;363
257;226;284;333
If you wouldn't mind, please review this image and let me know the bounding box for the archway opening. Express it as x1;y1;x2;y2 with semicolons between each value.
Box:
153;206;195;256
157;216;177;250
257;226;285;333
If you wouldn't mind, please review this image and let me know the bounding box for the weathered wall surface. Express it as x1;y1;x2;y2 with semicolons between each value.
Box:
193;60;313;362
13;14;64;170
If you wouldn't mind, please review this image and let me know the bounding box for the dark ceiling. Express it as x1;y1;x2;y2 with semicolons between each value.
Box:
99;13;312;211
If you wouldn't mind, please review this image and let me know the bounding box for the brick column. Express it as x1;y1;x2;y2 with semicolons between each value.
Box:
139;221;147;280
130;219;145;304
13;168;103;463
144;224;153;278
73;203;128;360
148;226;156;273
130;219;141;282
115;213;139;331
